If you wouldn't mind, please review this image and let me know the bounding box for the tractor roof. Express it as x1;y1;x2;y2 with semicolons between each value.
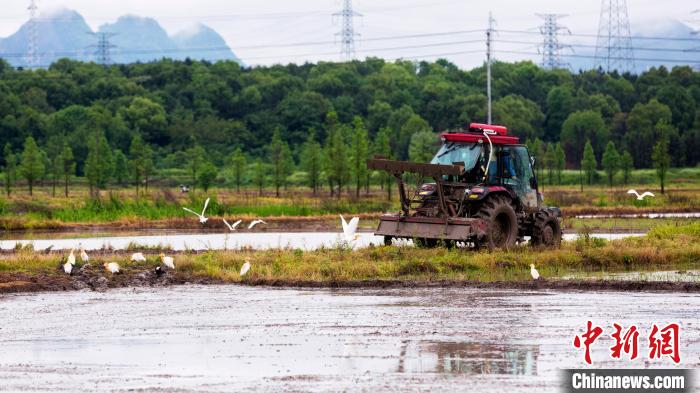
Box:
441;123;520;145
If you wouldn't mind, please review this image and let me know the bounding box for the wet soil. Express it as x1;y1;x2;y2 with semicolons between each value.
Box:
1;286;698;392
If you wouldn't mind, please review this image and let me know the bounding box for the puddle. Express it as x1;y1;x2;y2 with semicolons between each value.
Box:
0;286;698;392
0;231;644;251
562;270;700;283
575;212;700;219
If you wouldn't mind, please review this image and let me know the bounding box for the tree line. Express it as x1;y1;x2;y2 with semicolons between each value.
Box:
0;57;697;196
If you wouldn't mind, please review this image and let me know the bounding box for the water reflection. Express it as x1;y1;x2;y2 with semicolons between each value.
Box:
397;340;538;376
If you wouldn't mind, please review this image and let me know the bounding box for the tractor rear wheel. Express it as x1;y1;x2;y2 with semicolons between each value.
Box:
531;211;562;248
474;195;518;250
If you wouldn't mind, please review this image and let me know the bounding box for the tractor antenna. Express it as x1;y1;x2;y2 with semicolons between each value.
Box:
486;12;495;124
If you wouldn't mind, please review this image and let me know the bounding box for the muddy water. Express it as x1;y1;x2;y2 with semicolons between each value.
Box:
0;231;643;251
0;286;698;392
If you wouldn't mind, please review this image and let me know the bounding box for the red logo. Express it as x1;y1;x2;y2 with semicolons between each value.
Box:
648;323;680;364
573;321;604;365
610;323;639;360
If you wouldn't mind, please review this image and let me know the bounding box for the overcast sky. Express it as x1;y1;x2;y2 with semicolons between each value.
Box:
1;0;697;68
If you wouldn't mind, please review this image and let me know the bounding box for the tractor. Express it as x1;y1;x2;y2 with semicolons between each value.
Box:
367;123;562;249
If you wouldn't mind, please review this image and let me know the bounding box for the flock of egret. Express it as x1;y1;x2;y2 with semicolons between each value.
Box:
60;189;654;281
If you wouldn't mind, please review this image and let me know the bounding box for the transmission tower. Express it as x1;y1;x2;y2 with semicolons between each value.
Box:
333;0;361;60
537;14;571;70
89;32;117;66
26;0;39;68
594;0;635;73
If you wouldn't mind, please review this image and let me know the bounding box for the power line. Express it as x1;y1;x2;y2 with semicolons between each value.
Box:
497;49;694;64
495;39;700;53
536;14;571;70
495;29;700;42
333;0;361;60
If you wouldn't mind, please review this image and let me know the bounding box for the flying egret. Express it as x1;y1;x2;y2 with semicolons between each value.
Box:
79;244;89;263
103;262;120;274
340;215;361;242
130;252;146;262
182;197;210;224
63;261;73;275
530;264;540;280
67;248;76;266
627;190;655;201
223;219;242;231
240;258;251;276
248;219;267;229
160;253;175;270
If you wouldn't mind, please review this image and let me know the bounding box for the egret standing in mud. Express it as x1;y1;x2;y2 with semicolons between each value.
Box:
223;219;242;231
67;248;76;266
79;244;89;263
627;189;655;201
160;253;175;270
103;262;120;274
530;264;540;280
240;258;251;277
182;197;210;224
130;252;147;262
248;219;267;229
340;215;361;243
63;260;73;275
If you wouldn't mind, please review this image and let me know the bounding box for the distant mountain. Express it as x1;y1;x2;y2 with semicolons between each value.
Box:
172;23;241;63
0;7;239;68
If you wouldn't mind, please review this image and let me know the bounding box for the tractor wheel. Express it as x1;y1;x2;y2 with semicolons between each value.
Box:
474;195;519;250
414;238;438;248
531;211;562;248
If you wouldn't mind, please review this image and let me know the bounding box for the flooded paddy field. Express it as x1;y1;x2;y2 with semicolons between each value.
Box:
0;231;644;252
0;286;698;392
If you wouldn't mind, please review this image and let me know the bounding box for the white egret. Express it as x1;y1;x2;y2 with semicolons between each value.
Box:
182;197;210;224
530;264;540;280
67;248;76;266
223;219;242;231
248;219;267;229
240;258;251;276
340;215;361;242
627;190;655;201
130;252;146;262
160;253;175;270
79;244;89;263
63;261;73;275
103;262;120;274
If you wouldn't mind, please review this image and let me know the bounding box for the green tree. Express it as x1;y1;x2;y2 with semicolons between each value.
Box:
185;145;205;194
408;130;435;183
300;132;322;195
129;134;153;200
350;116;369;197
253;159;266;196
57;142;75;197
554;143;566;185
652;136;670;195
84;131;114;195
45;135;64;197
3;144;17;197
19;136;45;196
373;127;392;200
268;130;293;197
601;141;620;188
323;114;349;197
581;140;597;186
625;99;673;167
544;143;556;185
113;149;129;186
198;161;218;192
561;110;609;166
620;150;634;186
229;147;246;193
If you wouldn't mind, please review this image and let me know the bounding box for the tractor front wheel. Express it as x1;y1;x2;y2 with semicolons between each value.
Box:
530;211;562;248
474;195;519;250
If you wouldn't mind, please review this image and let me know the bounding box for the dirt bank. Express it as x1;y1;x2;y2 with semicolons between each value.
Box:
1;267;698;295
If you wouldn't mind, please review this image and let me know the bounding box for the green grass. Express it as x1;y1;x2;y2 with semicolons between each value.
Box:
1;222;698;284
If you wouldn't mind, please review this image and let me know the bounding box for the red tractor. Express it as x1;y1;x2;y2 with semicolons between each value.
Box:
367;123;562;249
